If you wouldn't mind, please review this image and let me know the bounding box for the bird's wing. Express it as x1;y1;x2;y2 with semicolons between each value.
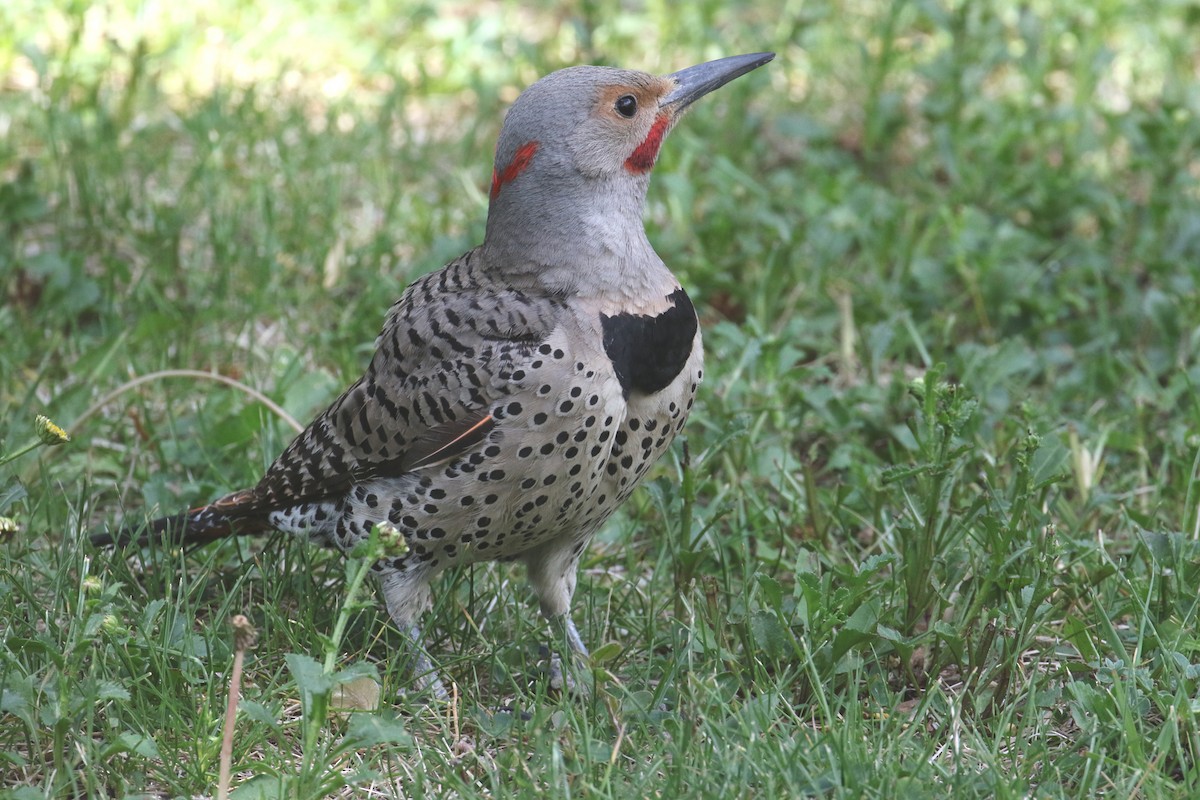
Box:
248;248;563;512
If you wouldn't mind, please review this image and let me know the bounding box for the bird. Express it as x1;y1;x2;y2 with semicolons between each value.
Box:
94;51;775;697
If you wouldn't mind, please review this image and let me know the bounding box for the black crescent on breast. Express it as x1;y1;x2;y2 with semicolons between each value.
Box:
600;287;698;399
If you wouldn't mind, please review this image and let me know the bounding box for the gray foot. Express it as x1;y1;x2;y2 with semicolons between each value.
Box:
546;615;591;696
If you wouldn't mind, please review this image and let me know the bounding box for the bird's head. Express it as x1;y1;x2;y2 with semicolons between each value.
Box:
482;53;774;290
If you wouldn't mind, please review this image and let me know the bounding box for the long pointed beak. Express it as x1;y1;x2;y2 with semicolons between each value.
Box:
662;52;775;111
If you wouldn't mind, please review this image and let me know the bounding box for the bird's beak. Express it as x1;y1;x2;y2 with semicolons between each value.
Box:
662;52;775;112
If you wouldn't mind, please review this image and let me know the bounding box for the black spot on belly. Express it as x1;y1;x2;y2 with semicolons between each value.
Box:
601;287;698;398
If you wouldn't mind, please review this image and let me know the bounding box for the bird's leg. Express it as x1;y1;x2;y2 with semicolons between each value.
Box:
547;612;592;695
378;569;449;701
524;541;592;694
403;622;450;701
558;614;589;659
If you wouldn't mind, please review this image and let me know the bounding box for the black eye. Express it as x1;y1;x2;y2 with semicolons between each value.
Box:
615;94;638;118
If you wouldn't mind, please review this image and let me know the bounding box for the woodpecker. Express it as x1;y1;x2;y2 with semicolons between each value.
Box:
96;52;774;696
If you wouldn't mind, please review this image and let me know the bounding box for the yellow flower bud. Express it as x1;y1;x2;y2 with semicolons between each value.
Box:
35;415;71;446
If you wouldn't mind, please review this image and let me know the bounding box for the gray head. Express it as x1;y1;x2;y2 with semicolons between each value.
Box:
481;53;774;294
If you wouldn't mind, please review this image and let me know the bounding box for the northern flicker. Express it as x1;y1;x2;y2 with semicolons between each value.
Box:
94;52;774;695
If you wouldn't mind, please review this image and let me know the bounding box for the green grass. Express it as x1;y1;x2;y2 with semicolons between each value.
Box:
4;0;1200;796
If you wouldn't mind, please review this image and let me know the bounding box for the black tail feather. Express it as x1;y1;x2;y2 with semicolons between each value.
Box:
89;505;265;549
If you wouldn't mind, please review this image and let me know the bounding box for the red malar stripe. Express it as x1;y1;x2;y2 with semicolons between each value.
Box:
490;140;540;199
624;113;670;174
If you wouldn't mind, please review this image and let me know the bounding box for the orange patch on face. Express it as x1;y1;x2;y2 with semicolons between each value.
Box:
490;140;540;200
595;81;668;120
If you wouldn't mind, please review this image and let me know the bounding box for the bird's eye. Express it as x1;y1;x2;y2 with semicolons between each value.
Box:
615;94;638;118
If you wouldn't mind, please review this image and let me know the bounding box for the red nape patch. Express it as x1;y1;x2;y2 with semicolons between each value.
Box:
490;140;540;200
624;113;671;174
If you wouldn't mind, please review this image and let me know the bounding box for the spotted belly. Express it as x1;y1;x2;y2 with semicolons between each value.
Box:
327;340;626;574
276;314;701;580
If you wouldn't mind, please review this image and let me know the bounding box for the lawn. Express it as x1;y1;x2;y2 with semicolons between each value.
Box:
3;0;1200;797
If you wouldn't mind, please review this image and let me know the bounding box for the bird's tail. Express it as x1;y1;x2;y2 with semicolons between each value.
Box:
90;490;269;549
